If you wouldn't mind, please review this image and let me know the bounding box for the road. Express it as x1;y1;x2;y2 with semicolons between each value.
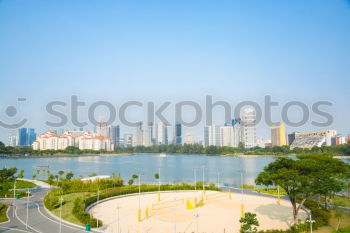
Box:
0;186;99;233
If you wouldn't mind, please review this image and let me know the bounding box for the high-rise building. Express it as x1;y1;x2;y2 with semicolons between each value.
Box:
8;135;17;147
288;132;297;146
17;128;37;146
271;123;287;147
133;122;144;146
348;134;350;143
184;131;194;145
108;125;120;148
143;122;153;147
18;128;27;146
156;122;168;145
27;128;37;145
173;123;182;144
204;125;221;147
220;126;234;147
96;118;108;137
242;108;257;148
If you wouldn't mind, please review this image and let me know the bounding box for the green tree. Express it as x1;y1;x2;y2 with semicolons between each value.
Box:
239;212;259;233
58;170;64;178
17;170;25;179
128;179;134;186
32;173;37;180
154;173;160;180
0;167;17;182
48;174;55;188
132;174;138;179
65;172;74;181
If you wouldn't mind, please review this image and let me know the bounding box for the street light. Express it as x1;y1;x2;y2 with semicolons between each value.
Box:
59;196;64;233
13;179;16;218
306;214;316;233
158;167;161;201
96;189;100;228
25;189;30;229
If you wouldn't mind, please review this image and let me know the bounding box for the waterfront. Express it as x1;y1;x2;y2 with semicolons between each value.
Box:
1;153;349;187
0;153;276;186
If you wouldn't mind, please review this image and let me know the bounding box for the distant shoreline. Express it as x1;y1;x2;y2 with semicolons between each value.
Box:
0;152;348;159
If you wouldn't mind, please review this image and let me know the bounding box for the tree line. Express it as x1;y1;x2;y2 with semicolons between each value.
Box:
1;140;350;156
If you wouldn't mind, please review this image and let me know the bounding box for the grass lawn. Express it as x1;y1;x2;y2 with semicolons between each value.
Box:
331;195;350;208
7;180;37;189
50;192;95;226
0;203;8;223
314;209;350;233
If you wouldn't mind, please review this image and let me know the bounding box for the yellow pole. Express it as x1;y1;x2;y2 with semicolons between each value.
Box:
241;204;244;217
138;208;141;222
146;206;149;219
194;197;198;208
158;192;160;202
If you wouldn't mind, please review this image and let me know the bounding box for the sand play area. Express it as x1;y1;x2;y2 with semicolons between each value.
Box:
89;190;307;233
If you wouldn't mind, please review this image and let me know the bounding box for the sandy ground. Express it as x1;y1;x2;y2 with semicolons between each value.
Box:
89;191;307;233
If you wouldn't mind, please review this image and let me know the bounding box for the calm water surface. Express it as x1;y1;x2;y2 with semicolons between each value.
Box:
1;154;348;187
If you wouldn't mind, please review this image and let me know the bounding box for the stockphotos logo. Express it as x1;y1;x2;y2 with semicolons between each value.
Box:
0;95;333;129
0;98;28;129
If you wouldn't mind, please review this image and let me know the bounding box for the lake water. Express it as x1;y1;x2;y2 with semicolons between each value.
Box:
0;154;348;187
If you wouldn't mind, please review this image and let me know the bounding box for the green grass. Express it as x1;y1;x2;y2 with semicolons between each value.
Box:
331;195;350;208
253;187;287;196
0;203;8;223
314;209;350;233
50;192;94;226
12;180;37;189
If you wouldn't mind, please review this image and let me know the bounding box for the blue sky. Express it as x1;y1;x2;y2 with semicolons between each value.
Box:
0;0;350;143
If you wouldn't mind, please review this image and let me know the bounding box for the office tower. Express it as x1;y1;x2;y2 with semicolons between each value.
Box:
184;131;194;145
108;125;120;148
156;122;168;145
18;128;28;146
204;125;221;147
242;108;257;148
271;123;287;147
17;128;37;146
133;122;144;146
27;128;37;145
173;123;182;144
288;132;297;145
220;126;234;147
96;117;108;137
143;122;153;147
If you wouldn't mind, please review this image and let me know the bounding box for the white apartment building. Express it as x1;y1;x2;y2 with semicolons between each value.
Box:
220;126;234;147
155;122;168;145
204;125;221;147
32;130;113;151
242;108;257;148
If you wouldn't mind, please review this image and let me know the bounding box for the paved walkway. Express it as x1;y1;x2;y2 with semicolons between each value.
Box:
0;180;98;233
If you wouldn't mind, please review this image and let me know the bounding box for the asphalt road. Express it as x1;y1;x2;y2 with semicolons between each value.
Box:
0;187;98;233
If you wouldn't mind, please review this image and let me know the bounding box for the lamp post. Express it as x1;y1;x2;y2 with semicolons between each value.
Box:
217;171;220;189
306;214;315;233
25;189;30;229
193;168;197;192
59;196;64;233
96;189;100;228
13;179;16;218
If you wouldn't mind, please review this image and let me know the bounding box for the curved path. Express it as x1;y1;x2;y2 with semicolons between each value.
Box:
0;182;99;233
